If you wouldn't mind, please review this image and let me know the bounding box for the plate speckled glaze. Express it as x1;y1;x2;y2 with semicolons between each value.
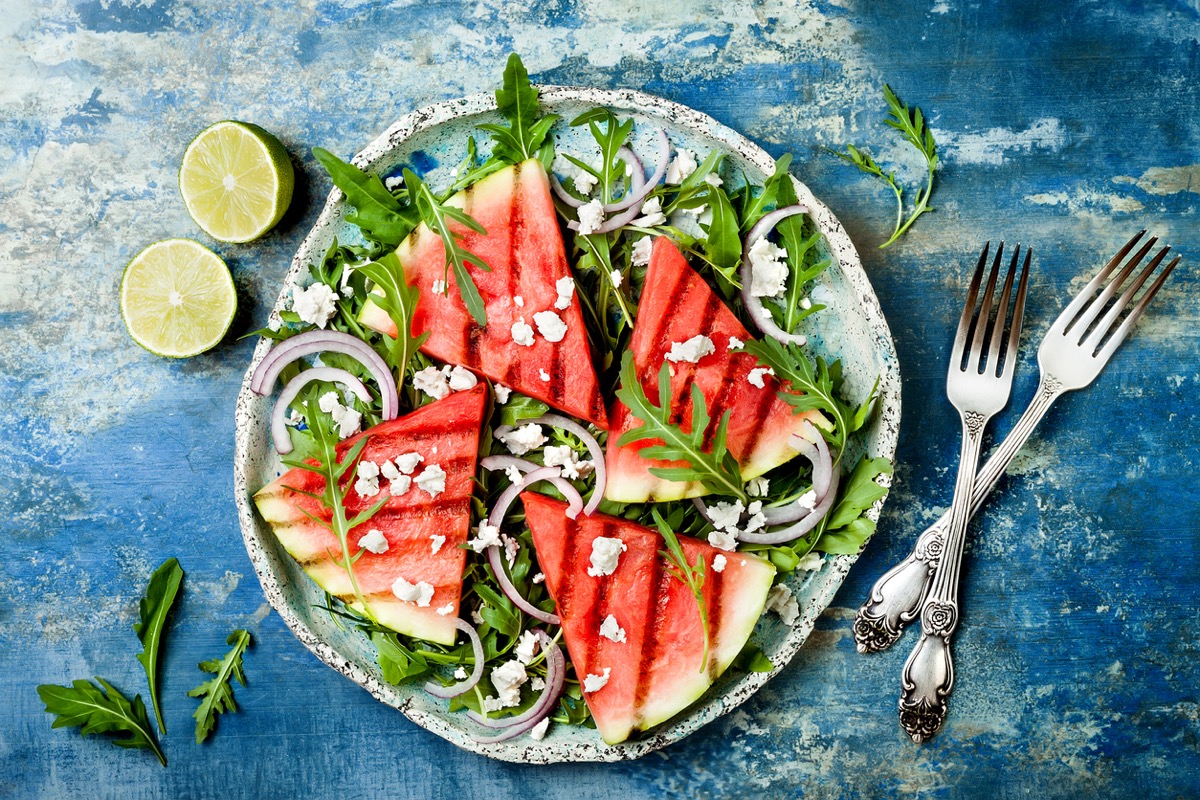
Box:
233;87;901;763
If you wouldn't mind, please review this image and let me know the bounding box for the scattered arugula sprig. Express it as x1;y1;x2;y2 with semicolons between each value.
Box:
312;147;419;246
133;557;184;735
479;53;558;167
38;678;167;766
652;508;710;671
830;85;937;248
188;630;252;744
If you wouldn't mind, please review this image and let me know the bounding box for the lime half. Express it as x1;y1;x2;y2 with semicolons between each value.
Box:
179;120;294;243
120;238;237;358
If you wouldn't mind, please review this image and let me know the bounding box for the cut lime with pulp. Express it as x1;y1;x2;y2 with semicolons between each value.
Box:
179;120;294;243
120;238;237;358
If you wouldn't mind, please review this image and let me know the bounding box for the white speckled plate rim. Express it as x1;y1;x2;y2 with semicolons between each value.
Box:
233;86;901;763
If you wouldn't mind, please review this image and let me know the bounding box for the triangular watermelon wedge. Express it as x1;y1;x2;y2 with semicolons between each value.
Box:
359;159;607;427
523;492;776;744
605;237;826;502
254;385;487;645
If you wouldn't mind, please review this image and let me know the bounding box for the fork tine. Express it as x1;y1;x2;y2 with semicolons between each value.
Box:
1001;246;1032;379
966;243;1004;374
986;245;1021;374
1064;235;1158;339
1050;230;1147;335
953;243;990;370
1093;254;1180;363
1081;245;1171;354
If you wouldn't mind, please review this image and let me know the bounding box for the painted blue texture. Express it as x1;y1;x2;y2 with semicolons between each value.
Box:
2;1;1198;797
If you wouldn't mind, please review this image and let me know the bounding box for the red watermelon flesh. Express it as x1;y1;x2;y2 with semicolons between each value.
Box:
253;385;487;645
359;160;607;427
523;492;776;744
605;236;827;503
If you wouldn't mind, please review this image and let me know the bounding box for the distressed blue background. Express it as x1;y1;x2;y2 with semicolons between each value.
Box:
2;1;1198;797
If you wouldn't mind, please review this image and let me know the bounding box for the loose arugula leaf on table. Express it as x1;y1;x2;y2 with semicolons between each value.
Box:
614;351;747;503
813;456;892;554
651;507;711;671
357;252;429;380
312;147;420;246
733;642;775;673
188;629;252;744
37;678;166;766
133;557;184;735
478;53;558;165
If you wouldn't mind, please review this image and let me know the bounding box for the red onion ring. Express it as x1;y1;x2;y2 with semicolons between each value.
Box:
423;618;485;699
470;646;563;742
605;128;670;212
736;466;841;545
468;632;564;733
550;147;645;211
271;367;372;455
740;204;811;346
567;200;644;235
480;455;539;475
251;329;398;418
549;174;585;208
526;413;606;516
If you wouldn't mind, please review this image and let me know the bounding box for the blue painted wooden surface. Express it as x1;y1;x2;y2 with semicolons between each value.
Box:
3;1;1198;797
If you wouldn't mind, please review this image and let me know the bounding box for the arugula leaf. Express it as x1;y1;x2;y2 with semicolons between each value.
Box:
357;253;429;379
651;508;710;672
614;351;747;502
312;147;419;246
373;632;433;684
498;394;550;427
567;109;634;205
478;54;558;165
733;642;774;673
133;557;183;735
187;629;252;744
814;456;892;555
700;184;741;275
741;153;794;232
38;678;167;766
474;581;522;639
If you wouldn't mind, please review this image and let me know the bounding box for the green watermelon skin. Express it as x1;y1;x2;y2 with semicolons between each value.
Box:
523;492;776;744
253;386;486;645
605;237;826;503
359;160;607;428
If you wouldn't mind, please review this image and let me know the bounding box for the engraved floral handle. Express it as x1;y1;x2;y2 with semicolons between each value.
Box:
854;373;1066;654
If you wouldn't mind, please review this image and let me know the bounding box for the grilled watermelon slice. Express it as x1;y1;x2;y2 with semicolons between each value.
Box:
523;492;776;744
359;159;607;427
605;237;826;502
253;385;487;645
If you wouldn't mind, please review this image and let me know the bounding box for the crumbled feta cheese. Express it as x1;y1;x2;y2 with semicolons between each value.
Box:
447;365;478;391
609;269;623;288
468;522;501;553
746;477;770;497
708;530;738;552
413;365;451;400
599;614;627;643
631;236;654;267
727;335;745;351
493;384;512;404
748;366;775;389
765;583;799;625
712;554;727;573
748;237;790;298
454;666;468;680
511;317;535;347
491;660;528;707
574;169;598;195
530;718;550;740
482;696;504;713
582;668;611;693
530;676;545;691
665;334;716;364
532;572;545;584
431;278;446;295
631;196;666;227
384;175;404;190
318;391;361;439
798;489;817;510
392;577;435;607
742;500;766;535
707;500;745;532
357;460;379;480
503;464;524;485
436;604;454;616
533;310;568;343
587;537;628;578
577;198;606;235
430;534;446;554
394;452;423;475
554;276;576;311
538;369;551;382
471;608;485;625
798;552;824;572
387;475;411;496
543;445;593;480
496;423;547;456
502;534;519;566
513;295;525;307
358;529;389;554
704;172;724;187
515;630;540;665
665;148;698;185
354;472;380;499
414;464;446;498
340;286;353;298
292;282;338;328
379;459;399;480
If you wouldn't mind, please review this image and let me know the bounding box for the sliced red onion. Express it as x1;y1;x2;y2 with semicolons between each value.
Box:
604;128;670;212
470;646;562;742
737;466;841;545
526;413;606;516
740;204;812;346
550;147;645;211
549;175;585;209
251;329;398;418
487;546;560;626
272;367;372;455
468;632;564;733
480;455;539;475
423;618;485;699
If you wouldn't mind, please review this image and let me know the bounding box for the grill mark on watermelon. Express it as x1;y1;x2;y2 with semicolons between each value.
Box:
632;554;670;725
739;383;780;463
640;261;691;359
666;293;720;427
554;514;582;620
699;361;740;449
705;566;724;680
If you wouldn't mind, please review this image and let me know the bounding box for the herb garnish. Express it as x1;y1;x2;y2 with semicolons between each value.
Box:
37;678;167;766
479;53;558;166
813;456;893;554
357;252;429;380
133;557;184;735
188;629;252;743
652;507;711;671
311;147;419;246
831;85;937;248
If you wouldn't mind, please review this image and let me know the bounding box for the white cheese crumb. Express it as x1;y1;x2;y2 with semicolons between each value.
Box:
430;534;446;554
394;452;423;475
609;269;623;288
665;334;716;364
665;148;698;185
530;718;550;740
582;668;611;693
543;445;593;480
493;384;512;404
704;172;724;187
765;583;800;625
515;630;540;665
431;278;446;294
538;369;551;382
742;500;766;535
530;676;545;691
712;554;727;573
502;534;519;566
631;195;665;227
631;236;654;267
392;577;435;607
708;530;738;552
746;477;770;497
358;529;389;554
708;500;745;532
482;696;504;713
727;335;745;351
574;168;598;195
748;237;790;298
491;660;528;708
511;317;535;347
554;276;576;311
800;296;813;310
798;489;818;510
354;473;380;499
513;295;525;308
599;614;627;643
748;366;775;389
532;572;545;584
798;552;824;571
587;537;628;578
292;282;338;328
384;175;404;190
471;608;485;625
533;310;568;343
413;365;451;400
447;365;478;391
357;460;379;480
454;666;468;680
379;459;399;480
387;475;411;496
468;522;501;553
503;464;524;485
496;423;547;456
577;198;606;235
414;464;446;498
436;604;454;616
317;391;361;439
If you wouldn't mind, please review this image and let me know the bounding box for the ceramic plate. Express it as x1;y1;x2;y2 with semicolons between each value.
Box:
233;87;901;763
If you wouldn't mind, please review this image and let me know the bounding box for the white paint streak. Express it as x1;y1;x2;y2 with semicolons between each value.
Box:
1113;165;1200;196
936;118;1067;166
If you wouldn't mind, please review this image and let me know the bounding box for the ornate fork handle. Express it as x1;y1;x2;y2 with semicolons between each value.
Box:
853;372;1065;654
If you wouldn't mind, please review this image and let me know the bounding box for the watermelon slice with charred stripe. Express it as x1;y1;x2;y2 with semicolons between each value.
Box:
523;492;776;744
253;386;487;645
605;237;826;502
359;159;607;427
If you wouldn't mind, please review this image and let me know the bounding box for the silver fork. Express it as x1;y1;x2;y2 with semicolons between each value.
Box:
854;231;1181;658
896;241;1031;744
